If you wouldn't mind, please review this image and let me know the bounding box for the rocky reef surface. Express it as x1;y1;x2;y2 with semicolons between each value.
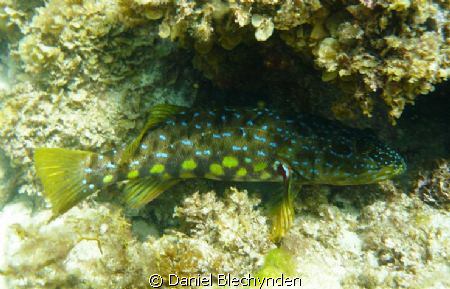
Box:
0;0;448;288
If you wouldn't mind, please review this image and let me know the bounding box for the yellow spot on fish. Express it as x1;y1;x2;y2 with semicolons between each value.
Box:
163;173;171;179
128;170;139;179
182;159;197;170
222;156;239;168
254;162;267;172
150;164;165;174
236;167;247;177
260;171;271;180
180;172;196;178
102;175;113;183
210;163;224;176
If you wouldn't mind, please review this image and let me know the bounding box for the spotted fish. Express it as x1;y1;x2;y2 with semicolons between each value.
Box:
34;104;406;240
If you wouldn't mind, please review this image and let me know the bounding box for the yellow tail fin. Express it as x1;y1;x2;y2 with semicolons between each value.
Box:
34;148;96;216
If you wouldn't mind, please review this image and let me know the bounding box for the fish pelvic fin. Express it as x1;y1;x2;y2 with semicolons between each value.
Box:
34;148;96;217
270;180;299;242
123;177;180;208
120;104;185;165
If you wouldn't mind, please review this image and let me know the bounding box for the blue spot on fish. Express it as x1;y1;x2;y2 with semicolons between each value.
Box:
181;140;193;146
221;115;226;121
207;122;212;128
181;121;188;126
208;111;215;116
240;127;247;137
222;132;232;137
276;128;283;133
269;142;277;148
213;134;221;139
141;144;148;150
247;120;254;126
89;184;95;190
257;150;266;156
203;150;211;155
195;124;201;129
234;112;241;119
261;125;268;130
84;168;92;174
195;150;203;156
193;112;200;117
254;135;266;142
159;134;166;140
232;145;241;151
82;179;87;185
242;146;248;151
156;152;168;158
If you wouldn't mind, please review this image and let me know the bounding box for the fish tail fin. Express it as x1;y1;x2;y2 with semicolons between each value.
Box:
34;148;96;216
269;181;298;242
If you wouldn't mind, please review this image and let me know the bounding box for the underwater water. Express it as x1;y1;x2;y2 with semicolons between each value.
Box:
0;1;449;289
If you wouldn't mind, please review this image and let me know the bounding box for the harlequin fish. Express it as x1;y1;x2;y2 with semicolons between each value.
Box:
34;104;406;240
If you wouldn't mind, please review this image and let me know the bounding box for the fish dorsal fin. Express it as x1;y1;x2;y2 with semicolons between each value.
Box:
120;104;186;165
123;177;180;208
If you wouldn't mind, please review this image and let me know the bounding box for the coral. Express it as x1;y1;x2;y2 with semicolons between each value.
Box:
0;0;43;42
279;182;449;288
1;188;275;288
120;0;449;123
0;148;16;208
414;160;450;210
174;187;275;272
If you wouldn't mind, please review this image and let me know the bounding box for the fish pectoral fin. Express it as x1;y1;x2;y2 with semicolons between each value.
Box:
123;177;180;208
120;104;186;165
34;148;96;217
269;180;299;242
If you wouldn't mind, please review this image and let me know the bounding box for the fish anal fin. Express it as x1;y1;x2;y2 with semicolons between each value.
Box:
123;177;179;208
120;104;186;165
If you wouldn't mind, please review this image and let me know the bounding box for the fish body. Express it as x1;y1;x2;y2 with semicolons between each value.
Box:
35;104;406;240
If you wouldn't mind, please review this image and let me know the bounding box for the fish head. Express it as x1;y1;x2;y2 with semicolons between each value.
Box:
276;131;406;185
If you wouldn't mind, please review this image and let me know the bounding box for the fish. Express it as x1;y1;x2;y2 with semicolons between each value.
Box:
34;104;406;241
